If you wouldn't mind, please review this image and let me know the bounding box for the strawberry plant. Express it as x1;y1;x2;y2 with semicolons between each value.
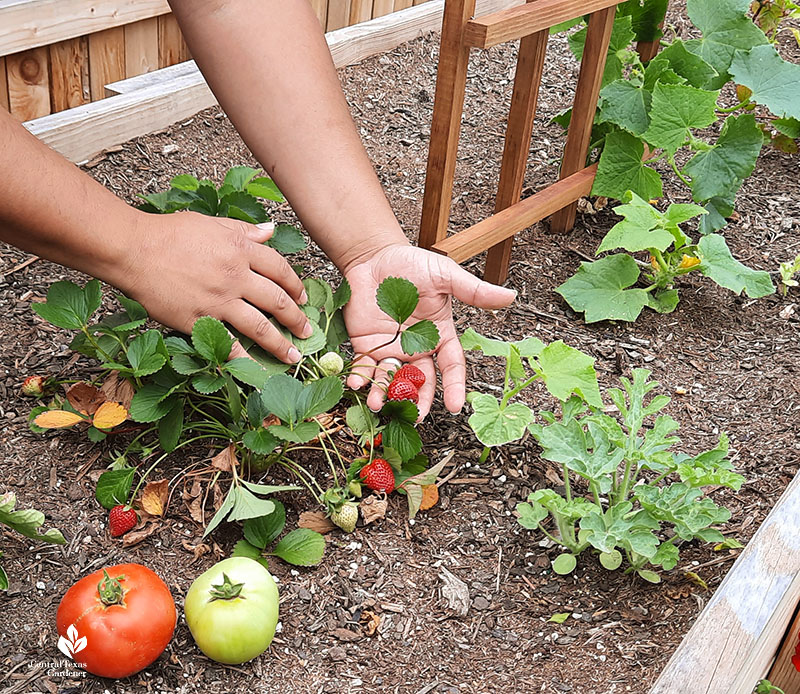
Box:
0;492;65;589
779;254;800;295
556;192;774;322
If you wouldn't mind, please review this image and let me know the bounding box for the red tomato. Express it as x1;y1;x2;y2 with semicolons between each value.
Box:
56;563;176;678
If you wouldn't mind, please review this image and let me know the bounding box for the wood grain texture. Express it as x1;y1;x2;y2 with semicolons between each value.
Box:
464;0;619;48
6;47;50;120
484;20;548;284
0;0;170;56
309;0;329;28
327;0;352;31
432;165;597;263
549;6;616;233
418;0;477;250
0;57;10;110
125;17;159;77
158;13;189;69
651;472;800;694
395;0;414;10
26;0;519;162
88;26;125;100
767;604;800;692
372;0;395;18
49;37;88;111
350;0;374;24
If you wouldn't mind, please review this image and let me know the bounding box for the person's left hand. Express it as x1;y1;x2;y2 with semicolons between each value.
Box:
343;244;516;419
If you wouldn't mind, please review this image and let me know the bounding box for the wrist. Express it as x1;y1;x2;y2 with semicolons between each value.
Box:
335;224;411;276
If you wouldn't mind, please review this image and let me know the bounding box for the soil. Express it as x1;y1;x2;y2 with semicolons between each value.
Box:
2;2;799;693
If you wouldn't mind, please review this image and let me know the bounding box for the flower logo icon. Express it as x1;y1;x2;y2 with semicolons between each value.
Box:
57;624;87;660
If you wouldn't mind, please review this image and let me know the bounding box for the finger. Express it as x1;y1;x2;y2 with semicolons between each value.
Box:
367;358;398;412
214;217;274;244
436;335;467;413
249;243;307;304
347;355;376;390
245;274;312;339
224;302;302;364
414;357;437;421
229;340;250;360
447;261;517;310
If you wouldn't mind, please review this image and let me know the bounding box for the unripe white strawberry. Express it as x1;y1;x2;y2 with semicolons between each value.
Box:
318;352;344;376
331;501;358;533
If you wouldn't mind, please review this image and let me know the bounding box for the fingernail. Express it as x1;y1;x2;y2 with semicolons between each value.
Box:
299;290;308;305
256;222;275;233
288;347;302;363
302;322;313;338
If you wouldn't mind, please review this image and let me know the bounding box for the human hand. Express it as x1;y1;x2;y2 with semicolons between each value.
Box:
343;244;517;418
115;211;311;364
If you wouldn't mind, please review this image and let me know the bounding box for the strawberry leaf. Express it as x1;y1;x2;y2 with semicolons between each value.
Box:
376;277;419;325
400;320;440;355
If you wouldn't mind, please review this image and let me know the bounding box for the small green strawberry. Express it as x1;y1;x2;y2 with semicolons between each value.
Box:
331;501;359;533
318;351;344;376
348;480;363;498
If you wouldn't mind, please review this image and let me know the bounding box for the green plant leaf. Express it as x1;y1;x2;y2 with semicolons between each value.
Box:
243;501;286;548
652;541;680;570
381;400;422;461
729;44;800;119
192;372;227;394
118;294;148;321
331;278;352;312
269;422;320;443
164;336;196;356
190;183;219;216
0;493;66;544
552;553;577;575
0;565;7;590
557;254;652;323
599;550;623;571
460;328;545;358
191;316;233;365
32;280;101;330
697;234;775;297
298;376;344;420
516;500;549;529
580;502;660;558
598;79;652;136
376;277;419;324
158;400;184;453
774;117;800;139
684;0;768;86
637;569;662;583
219;191;269;224
657;39;720;88
223;358;269;388
642;82;720;155
618;0;668;43
231;539;270;571
267;224;306;254
224;166;260;191
272;528;325;566
95;467;136;509
171;354;205;375
570;16;637;87
592;130;663;201
203;486;237;537
260;373;304;424
548;612;571;624
346;403;379;437
246;176;285;202
467;393;533;447
242;427;280;455
129;386;176;423
401;320;440;355
170;174;200;191
683;114;763;202
533;341;602;407
127;330;167;377
228;487;276;522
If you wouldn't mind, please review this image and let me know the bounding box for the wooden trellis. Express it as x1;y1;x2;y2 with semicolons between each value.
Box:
418;0;624;284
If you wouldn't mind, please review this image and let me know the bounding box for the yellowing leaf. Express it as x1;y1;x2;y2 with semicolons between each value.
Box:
92;402;128;430
419;484;439;511
141;479;169;516
548;612;570;624
34;410;85;429
685;571;709;591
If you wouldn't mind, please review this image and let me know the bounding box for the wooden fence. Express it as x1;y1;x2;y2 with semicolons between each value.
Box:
0;0;431;121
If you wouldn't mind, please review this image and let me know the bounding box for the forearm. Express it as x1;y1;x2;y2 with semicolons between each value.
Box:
0;108;137;288
169;0;410;273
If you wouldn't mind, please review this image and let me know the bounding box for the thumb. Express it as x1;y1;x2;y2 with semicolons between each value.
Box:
448;262;517;310
249;221;275;244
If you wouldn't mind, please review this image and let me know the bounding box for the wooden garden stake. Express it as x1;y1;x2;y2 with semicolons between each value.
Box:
419;0;621;283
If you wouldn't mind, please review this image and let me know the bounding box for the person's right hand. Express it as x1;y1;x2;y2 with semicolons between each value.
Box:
114;210;311;364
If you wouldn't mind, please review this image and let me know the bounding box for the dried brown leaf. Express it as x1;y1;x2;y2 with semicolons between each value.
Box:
211;444;237;473
419;484;439;511
298;510;336;534
100;371;135;410
181;540;211;562
360;495;387;525
360;609;381;637
121;520;160;548
66;382;106;415
141;479;169;516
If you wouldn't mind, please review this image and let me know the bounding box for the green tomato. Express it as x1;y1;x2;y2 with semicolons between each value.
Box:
184;557;279;664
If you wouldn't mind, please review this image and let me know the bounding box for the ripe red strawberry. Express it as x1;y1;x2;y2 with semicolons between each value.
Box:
394;364;425;389
387;378;418;404
108;505;137;537
360;458;395;493
371;433;382;448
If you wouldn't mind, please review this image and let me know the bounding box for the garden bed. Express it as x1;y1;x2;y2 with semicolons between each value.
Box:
1;2;799;692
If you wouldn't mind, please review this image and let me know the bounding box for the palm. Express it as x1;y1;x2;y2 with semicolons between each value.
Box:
343;245;515;417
